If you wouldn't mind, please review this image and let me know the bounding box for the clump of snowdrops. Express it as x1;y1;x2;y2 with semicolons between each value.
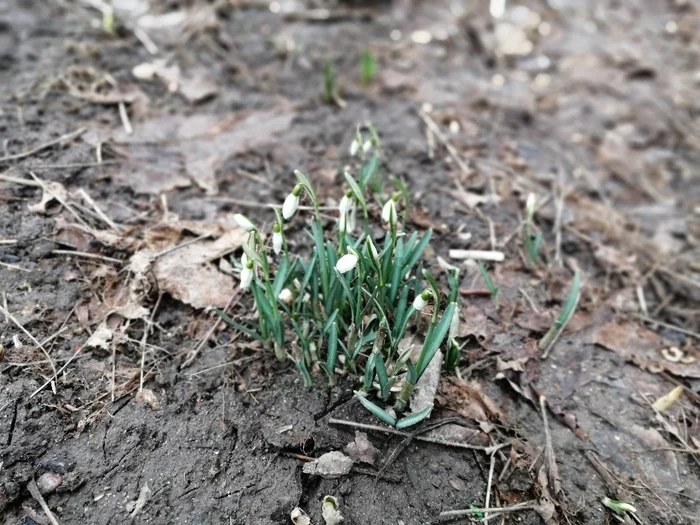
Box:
224;130;459;429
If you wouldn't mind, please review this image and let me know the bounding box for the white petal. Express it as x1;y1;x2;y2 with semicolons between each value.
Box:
273;231;283;254
413;294;427;311
526;193;537;216
278;288;293;303
339;194;353;215
240;268;253;289
282;193;299;220
347;205;356;233
362;140;372;153
367;238;379;260
338;210;347;232
350;139;359;156
234;213;256;232
336;253;358;273
382;200;396;223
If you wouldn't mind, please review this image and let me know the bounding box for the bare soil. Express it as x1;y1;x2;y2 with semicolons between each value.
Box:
2;1;700;524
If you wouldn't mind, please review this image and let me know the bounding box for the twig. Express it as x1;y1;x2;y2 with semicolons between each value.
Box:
27;479;61;525
52;250;123;264
328;418;509;455
0;304;58;385
417;110;472;181
154;233;213;258
440;500;536;519
75;188;121;231
635;314;700;340
484;449;497;521
140;292;163;392
29;171;90;228
118;102;133;135
181;293;238;368
0;128;85;164
0;260;30;272
30;340;89;398
0;239;18;245
27;160;119;169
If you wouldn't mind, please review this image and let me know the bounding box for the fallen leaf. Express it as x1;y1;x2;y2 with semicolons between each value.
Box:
86;322;115;350
590;321;700;378
437;377;507;426
411;349;442;416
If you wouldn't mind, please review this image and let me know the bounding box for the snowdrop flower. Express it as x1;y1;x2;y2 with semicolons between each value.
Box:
362;139;372;154
526;193;536;218
381;198;397;225
240;254;254;289
338;209;347;232
283;184;302;220
278;288;293;304
272;223;283;255
602;498;637;515
350;137;361;156
234;213;256;232
449;308;460;339
336;253;358;274
413;289;432;311
366;238;379;261
339;191;353;215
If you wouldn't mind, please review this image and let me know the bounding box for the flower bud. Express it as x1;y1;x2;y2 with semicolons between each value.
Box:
240;257;254;289
449;308;460;339
366;238;379;261
413;289;432;311
272;223;283;255
278;288;293;304
362;139;372;153
381;199;397;224
350;138;360;156
336;253;358;274
283;185;302;220
526;193;536;218
338;209;347;232
234;213;256;232
339;192;353;215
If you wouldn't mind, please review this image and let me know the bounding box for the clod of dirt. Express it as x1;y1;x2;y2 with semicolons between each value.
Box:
135;388;160;410
344;432;378;466
302;452;353;479
36;472;63;495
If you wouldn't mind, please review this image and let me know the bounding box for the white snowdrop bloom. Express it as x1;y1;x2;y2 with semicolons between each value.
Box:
362;140;372;153
381;199;397;224
336;253;358;274
526;193;537;217
234;213;256;232
278;288;293;304
240;256;254;289
366;238;379;261
338;209;347;232
283;185;302;220
272;230;283;255
339;193;353;215
449;308;460;339
413;289;432;311
350;138;360;156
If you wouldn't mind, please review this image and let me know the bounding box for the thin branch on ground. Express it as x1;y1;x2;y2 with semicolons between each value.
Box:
328;418;510;455
0;261;30;272
0;128;85;164
27;479;61;525
52;250;123;264
439;500;536;519
484;448;497;521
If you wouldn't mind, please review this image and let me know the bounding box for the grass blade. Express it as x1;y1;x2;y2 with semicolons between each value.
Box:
396;405;433;429
214;309;263;342
354;392;397;427
539;269;581;356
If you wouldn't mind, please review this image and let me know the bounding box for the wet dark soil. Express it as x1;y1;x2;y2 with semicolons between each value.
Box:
2;1;700;524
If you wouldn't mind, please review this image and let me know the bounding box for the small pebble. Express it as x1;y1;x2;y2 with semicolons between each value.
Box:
37;472;64;494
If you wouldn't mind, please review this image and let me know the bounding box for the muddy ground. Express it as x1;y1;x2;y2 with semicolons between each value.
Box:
1;0;700;524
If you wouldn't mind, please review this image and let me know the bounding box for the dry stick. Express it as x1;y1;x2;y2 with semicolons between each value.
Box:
140;292;163;392
417;110;472;181
0;239;18;244
2;292;8;323
0;305;58;385
181;293;238;368
28;172;90;229
30;340;89;398
75;188;122;231
484;449;497;522
154;233;213;258
27;479;61;525
328;418;509;455
539;396;561;495
0;128;85;164
27;160;119;170
52;250;123;264
440;500;536;519
635;313;700;340
0;260;30;272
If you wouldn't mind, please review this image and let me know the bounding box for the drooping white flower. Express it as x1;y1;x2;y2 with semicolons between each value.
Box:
339;193;353;215
240;255;254;289
272;223;283;255
347;204;357;233
449;308;460;339
338;209;347;232
283;185;302;220
381;199;397;224
413;289;432;311
526;193;537;218
234;213;256;232
278;288;293;304
336;253;358;274
350;138;360;156
362;139;372;153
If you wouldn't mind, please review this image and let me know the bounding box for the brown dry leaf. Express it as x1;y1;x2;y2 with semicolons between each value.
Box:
54;218;136;251
423;423;489;446
590;321;700;378
112;107;295;194
130;222;246;309
437;377;507;427
135;388;161;410
496;356;529;372
344;431;378;466
457;304;490;342
593;245;639;276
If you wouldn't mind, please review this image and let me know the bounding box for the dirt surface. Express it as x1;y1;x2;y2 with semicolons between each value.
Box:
2;0;700;524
